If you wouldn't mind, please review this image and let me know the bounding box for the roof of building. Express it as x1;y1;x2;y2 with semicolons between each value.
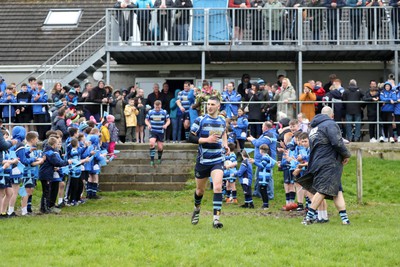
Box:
0;0;114;66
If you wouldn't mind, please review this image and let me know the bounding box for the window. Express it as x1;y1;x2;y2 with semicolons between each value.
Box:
43;9;82;27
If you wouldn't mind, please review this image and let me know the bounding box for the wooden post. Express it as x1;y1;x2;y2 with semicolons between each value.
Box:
356;149;363;204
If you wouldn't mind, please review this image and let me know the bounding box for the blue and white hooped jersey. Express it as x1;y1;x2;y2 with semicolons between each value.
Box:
146;109;169;134
191;114;226;165
177;90;191;113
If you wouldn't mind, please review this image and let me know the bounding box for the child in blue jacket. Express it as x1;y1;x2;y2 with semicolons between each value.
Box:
234;150;254;209
232;107;248;151
1;85;17;124
380;82;396;142
86;130;107;199
254;144;276;210
39;136;72;213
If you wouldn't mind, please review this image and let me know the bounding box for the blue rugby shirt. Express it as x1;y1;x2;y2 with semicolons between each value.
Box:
146;109;170;134
177;90;191;114
191;114;226;165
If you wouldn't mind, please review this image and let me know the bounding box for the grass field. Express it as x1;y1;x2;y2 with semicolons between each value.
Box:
1;157;399;266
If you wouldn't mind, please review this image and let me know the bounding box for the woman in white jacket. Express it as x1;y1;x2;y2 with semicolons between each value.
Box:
274;78;297;119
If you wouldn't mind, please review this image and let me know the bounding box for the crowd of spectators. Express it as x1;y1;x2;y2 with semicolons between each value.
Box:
0;72;399;145
113;0;400;45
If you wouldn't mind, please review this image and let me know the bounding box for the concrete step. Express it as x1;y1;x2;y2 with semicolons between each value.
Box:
100;182;187;191
116;150;196;160
101;164;194;174
115;143;198;151
109;158;194;165
100;173;192;183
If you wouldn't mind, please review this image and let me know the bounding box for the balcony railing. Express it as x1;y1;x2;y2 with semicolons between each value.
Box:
105;7;400;47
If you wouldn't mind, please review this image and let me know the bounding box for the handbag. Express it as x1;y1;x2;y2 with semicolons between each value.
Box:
244;94;254;113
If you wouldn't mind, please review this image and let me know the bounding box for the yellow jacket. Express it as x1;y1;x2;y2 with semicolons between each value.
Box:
101;125;110;143
124;104;139;127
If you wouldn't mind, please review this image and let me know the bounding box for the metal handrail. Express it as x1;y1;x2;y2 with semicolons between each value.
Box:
17;16;107;88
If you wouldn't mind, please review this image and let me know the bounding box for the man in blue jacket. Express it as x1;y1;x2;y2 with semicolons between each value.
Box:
297;106;351;225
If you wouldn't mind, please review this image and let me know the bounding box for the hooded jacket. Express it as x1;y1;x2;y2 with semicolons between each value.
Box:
52;116;68;140
39;145;69;180
380;82;396;113
297;114;351;197
31;88;48;115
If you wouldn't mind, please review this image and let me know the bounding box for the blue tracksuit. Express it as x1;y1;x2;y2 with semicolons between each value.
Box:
39;146;69;181
234;115;249;140
222;90;242;118
1;93;17;119
31;89;48;115
254;154;276;186
380;83;396;113
235;158;253;186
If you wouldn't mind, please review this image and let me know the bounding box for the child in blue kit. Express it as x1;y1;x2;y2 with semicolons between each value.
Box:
86;128;107;199
224;143;238;203
280;132;296;211
254;144;276;209
67;138;90;205
232;107;248;152
20;131;45;215
2;85;18;126
39;136;73;214
234;150;254;209
0;130;18;218
7;126;31;217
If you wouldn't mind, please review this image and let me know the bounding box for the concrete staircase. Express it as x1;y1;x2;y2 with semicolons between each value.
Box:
100;143;197;191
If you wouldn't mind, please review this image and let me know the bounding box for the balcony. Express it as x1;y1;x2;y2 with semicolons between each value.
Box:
105;7;400;64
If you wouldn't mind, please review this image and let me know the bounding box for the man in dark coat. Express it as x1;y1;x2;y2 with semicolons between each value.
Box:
297;106;351;225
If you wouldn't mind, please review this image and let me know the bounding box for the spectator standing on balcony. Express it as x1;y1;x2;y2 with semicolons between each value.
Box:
250;0;265;45
325;0;345;44
244;82;264;138
308;0;324;44
31;80;49;141
114;0;137;44
342;79;364;142
366;0;383;43
274;78;297;119
380;82;396;143
348;0;366;41
285;0;305;41
50;82;65;102
362;82;380;142
237;73;252;97
263;0;284;45
87;80;107;122
136;0;153;44
229;0;250;45
389;0;400;44
174;0;193;45
154;0;174;44
300;83;317;121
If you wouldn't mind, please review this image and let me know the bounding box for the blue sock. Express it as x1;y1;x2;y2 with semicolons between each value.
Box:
158;150;163;160
213;193;223;220
285;193;290;204
306;208;317;221
232;190;237;199
290;191;296;202
226;190;231;199
339;210;350;224
27;195;33;212
150;148;156;161
306;196;311;209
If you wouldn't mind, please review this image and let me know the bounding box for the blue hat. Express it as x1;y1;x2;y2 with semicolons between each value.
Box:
12;126;26;142
79;122;89;132
68;89;76;95
257;79;265;85
54;100;63;109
